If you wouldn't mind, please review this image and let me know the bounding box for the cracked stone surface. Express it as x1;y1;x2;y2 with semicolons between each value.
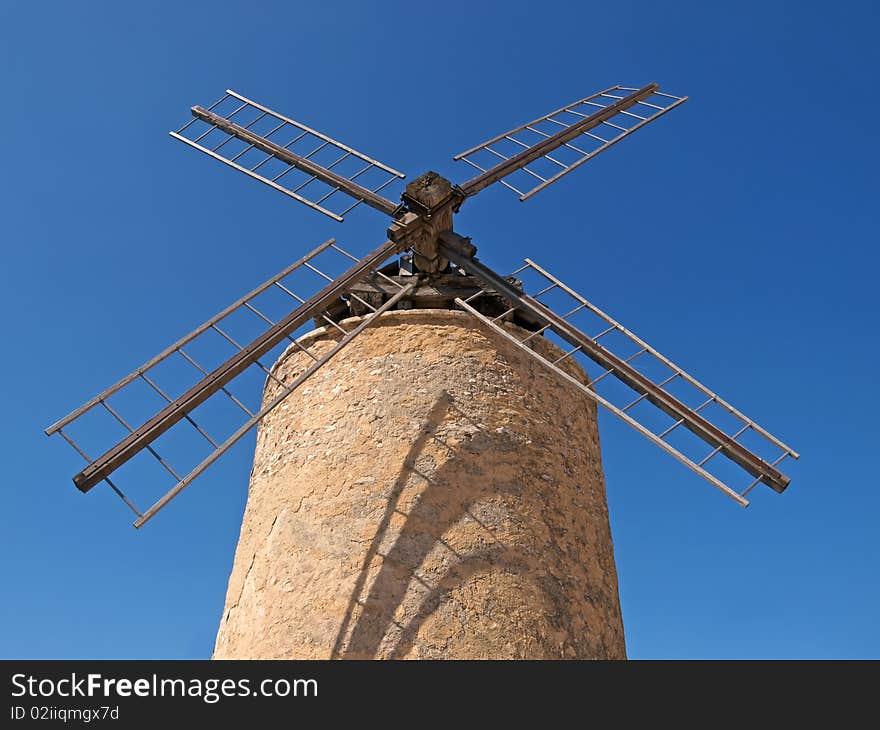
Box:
213;309;625;660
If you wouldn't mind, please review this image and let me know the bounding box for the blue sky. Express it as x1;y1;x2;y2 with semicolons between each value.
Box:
1;0;878;659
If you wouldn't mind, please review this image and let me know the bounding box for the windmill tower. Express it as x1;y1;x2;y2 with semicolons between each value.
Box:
46;85;798;659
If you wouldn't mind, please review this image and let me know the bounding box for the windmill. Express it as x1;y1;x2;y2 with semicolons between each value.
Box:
45;83;801;658
46;83;798;529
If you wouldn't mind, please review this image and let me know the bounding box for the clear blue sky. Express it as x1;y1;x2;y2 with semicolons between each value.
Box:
1;0;877;659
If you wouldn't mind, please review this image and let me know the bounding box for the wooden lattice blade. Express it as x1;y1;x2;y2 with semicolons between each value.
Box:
46;238;407;525
171;90;406;221
440;236;798;504
132;281;413;528
454;83;687;202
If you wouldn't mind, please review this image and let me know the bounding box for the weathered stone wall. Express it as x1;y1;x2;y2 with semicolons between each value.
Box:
213;310;625;659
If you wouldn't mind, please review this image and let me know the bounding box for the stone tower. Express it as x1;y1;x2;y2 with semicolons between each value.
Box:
212;307;626;659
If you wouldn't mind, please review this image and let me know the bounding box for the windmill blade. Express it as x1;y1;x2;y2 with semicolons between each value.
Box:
454;84;686;202
171;90;406;221
46;238;411;527
439;236;798;505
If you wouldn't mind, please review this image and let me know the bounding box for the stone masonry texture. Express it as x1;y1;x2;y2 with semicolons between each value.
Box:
213;310;626;659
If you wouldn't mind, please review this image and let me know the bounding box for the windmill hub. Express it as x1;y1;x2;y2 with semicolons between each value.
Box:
389;170;465;274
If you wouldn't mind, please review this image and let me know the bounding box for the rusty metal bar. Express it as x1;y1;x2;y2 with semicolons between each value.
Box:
71;239;403;493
